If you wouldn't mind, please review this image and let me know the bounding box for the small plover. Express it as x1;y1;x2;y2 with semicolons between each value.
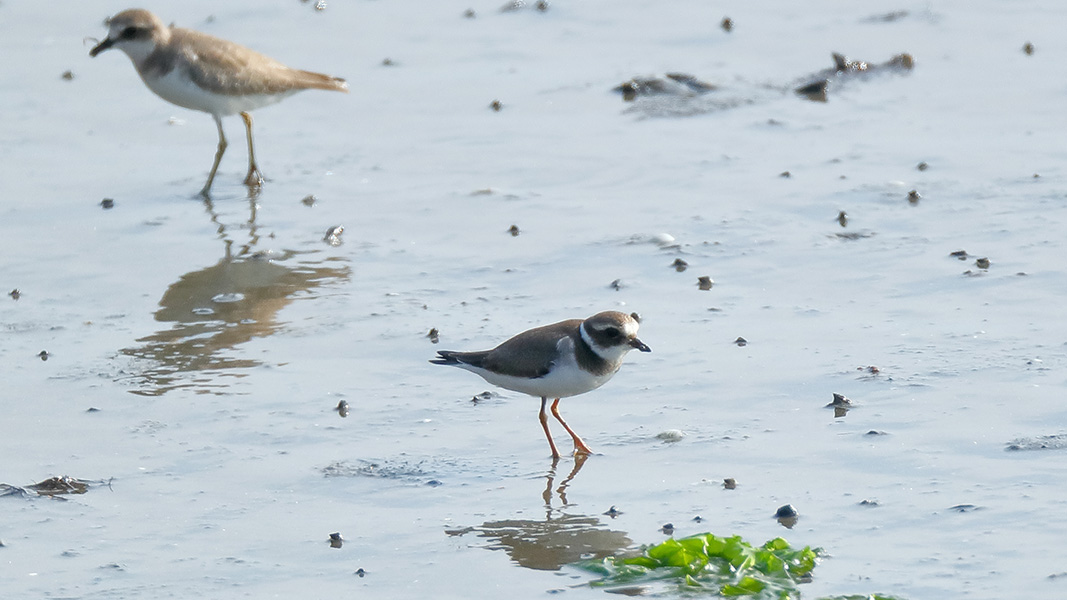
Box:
431;311;651;458
90;8;348;196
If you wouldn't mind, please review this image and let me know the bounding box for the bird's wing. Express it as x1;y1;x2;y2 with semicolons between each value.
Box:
173;28;345;95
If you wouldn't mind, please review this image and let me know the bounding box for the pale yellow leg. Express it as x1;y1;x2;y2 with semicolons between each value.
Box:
201;115;228;198
241;111;264;188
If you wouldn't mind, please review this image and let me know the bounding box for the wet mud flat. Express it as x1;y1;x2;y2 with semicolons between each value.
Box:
3;1;1067;599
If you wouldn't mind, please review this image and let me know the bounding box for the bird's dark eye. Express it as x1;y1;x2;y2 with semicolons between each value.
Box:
603;327;620;338
120;26;138;40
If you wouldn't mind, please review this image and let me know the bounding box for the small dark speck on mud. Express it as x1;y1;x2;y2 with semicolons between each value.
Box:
907;189;921;204
1033;173;1041;179
917;161;929;171
775;505;798;528
62;70;74;80
100;198;115;209
301;195;316;207
381;57;395;66
827;393;852;408
859;499;880;507
837;210;848;227
723;478;737;489
507;224;520;236
950;249;969;260
975;257;990;269
323;225;344;246
609;279;624;291
38;350;50;361
866;430;888;436
335;400;349;418
603;505;622;518
463;8;476;18
858;365;880;375
489;99;502;111
425;479;443;487
697;276;713;290
950;504;980;513
535;0;549;11
720;17;733;32
86;407;101;413
1023;42;1034;55
671;258;688;272
779;170;792;178
9;289;21;300
775;504;798;518
733;337;747;347
427;328;440;344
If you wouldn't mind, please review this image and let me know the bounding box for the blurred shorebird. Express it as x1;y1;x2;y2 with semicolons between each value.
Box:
90;8;348;196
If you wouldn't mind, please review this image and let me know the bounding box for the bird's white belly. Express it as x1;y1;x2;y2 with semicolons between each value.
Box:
468;355;617;399
142;69;294;116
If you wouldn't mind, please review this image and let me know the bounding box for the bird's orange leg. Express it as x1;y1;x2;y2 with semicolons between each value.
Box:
550;398;593;456
539;396;561;459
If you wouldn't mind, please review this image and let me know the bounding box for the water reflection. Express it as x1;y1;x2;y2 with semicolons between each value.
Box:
447;456;632;570
120;196;349;395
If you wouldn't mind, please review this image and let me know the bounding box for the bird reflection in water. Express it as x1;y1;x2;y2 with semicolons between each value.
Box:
121;193;349;395
446;455;631;571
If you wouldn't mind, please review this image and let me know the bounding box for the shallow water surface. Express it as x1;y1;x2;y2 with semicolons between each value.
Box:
3;1;1067;599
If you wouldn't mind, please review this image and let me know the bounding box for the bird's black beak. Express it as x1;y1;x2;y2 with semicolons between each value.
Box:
629;337;651;352
89;38;114;57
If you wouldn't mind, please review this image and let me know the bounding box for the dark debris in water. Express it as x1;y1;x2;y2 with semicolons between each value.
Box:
323;225;344;246
795;52;914;102
2;476;112;498
471;390;499;404
827;393;852;408
833;231;875;240
613;73;718;102
775;504;799;528
1006;434;1067;451
322;459;440;484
